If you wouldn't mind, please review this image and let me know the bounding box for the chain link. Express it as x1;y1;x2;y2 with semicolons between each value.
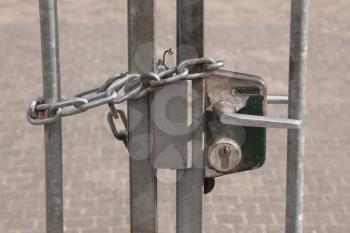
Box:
27;57;224;127
107;104;128;147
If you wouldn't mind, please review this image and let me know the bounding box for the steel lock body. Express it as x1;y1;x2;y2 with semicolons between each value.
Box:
204;69;267;178
146;67;300;173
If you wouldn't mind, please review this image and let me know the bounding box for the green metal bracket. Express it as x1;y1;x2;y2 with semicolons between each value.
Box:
204;70;266;178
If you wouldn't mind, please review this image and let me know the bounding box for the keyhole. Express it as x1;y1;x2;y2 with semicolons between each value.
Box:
218;146;231;169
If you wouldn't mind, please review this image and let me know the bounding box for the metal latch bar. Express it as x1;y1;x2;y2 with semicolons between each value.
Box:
267;95;289;104
214;104;302;129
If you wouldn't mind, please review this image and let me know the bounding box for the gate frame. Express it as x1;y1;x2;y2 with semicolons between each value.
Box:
38;0;309;232
127;1;157;233
176;1;205;233
39;0;63;233
286;0;309;233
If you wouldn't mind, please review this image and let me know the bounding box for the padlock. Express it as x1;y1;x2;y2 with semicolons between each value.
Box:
203;69;302;180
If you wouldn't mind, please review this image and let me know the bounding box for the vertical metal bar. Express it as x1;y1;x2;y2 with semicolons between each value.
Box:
127;1;157;233
176;1;204;233
286;0;309;233
39;0;63;233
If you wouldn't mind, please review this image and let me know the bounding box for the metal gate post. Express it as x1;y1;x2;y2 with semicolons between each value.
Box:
286;0;309;233
176;1;204;233
39;0;64;233
127;1;157;233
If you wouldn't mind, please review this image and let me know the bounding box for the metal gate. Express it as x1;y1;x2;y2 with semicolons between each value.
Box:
27;0;309;233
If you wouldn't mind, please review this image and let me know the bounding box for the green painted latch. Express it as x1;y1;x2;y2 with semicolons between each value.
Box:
203;69;302;193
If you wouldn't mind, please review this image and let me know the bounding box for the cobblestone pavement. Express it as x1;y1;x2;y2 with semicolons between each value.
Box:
0;0;349;233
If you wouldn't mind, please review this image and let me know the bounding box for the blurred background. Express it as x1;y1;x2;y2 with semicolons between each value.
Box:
0;0;349;233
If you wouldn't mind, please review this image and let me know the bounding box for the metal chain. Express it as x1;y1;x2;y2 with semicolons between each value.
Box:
107;103;128;147
27;57;224;127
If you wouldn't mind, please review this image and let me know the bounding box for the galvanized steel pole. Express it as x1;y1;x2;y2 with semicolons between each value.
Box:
286;0;309;233
127;1;157;233
176;1;204;233
39;0;63;233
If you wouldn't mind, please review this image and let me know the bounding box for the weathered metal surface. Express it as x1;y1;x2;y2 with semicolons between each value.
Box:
207;138;242;173
286;0;309;233
151;81;191;168
127;1;157;233
176;0;204;233
39;0;63;232
267;95;289;104
215;105;302;129
149;59;223;169
205;70;267;111
204;70;266;178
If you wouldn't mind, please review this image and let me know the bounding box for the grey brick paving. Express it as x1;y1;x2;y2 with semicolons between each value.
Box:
0;0;349;233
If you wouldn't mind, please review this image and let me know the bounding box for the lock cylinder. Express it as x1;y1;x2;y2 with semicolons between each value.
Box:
207;138;242;173
204;69;267;178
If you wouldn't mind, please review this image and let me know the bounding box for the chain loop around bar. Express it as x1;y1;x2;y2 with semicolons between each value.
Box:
27;57;224;126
